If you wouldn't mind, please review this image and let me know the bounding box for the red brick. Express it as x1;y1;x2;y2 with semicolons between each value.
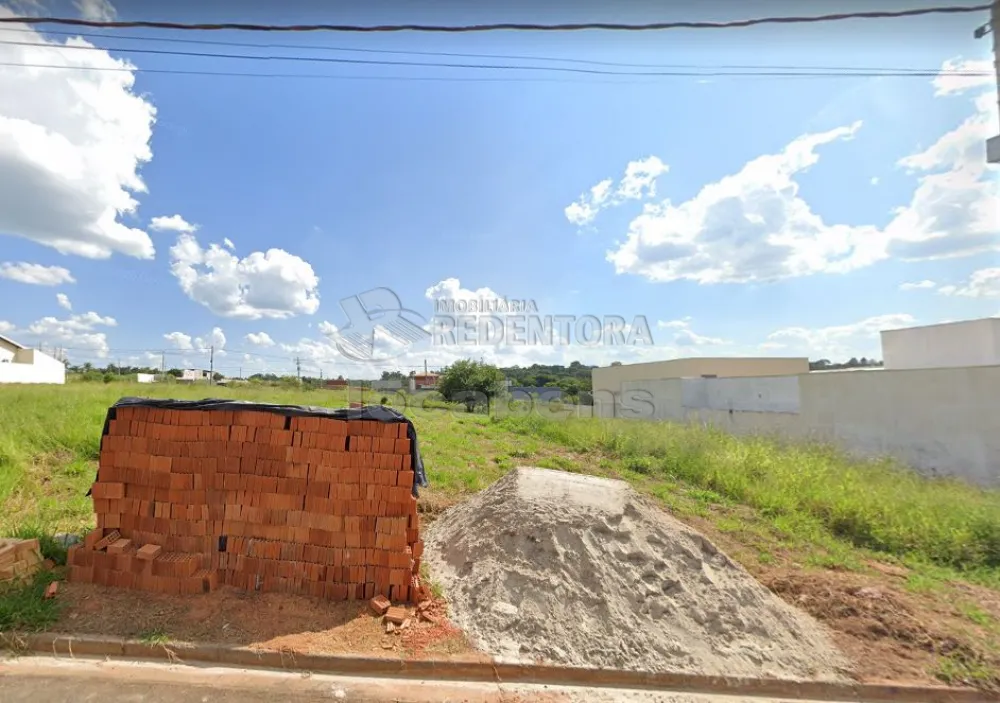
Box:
92;482;125;500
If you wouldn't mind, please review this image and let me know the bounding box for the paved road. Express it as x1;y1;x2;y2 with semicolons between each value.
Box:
0;656;825;703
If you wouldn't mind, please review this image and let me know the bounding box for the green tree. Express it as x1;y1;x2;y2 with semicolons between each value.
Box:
439;360;506;412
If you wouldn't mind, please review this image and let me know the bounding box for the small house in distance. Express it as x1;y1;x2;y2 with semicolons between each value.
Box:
0;334;66;384
411;373;439;390
179;369;212;383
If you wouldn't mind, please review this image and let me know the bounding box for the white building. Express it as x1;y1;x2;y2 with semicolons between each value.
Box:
880;317;1000;370
0;335;66;384
136;373;157;384
180;369;212;382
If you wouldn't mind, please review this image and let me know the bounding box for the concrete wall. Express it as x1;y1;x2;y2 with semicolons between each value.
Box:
881;318;1000;370
0;349;66;384
592;357;810;395
600;366;1000;486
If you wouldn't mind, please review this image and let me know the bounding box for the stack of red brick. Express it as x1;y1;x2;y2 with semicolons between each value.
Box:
67;405;426;602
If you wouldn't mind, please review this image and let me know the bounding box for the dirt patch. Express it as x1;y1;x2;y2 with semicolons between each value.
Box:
426;467;852;680
761;569;1000;691
54;581;473;660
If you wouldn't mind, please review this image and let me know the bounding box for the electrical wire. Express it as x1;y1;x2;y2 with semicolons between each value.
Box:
0;5;990;33
0;25;977;74
0;59;985;82
0;37;989;79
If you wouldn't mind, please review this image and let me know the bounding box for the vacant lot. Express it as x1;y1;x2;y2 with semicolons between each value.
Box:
1;382;998;690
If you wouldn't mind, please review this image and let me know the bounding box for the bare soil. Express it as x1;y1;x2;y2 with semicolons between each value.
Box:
55;581;480;662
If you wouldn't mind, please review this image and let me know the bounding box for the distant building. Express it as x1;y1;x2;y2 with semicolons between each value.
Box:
136;373;157;384
0;335;66;384
325;378;348;390
180;369;211;382
881;317;1000;370
411;373;439;390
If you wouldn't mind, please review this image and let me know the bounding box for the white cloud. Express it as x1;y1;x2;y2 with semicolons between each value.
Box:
899;279;937;291
887;87;998;262
616;156;669;200
425;277;503;306
169;233;321;319
195;327;226;354
56;292;72;310
163;331;193;350
932;58;994;97
564;156;668;227
245;331;275;347
764;313;915;360
164;327;226;356
12;310;118;357
606;121;879;284
0;9;156;259
870;176;879;185
937;268;1000;298
564;179;613;227
0;261;75;285
599;58;1000;285
656;317;728;347
223;237;235;250
74;0;116;22
149;214;198;234
0;320;14;334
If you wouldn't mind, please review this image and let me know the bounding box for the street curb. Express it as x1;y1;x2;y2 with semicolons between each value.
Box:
4;632;991;703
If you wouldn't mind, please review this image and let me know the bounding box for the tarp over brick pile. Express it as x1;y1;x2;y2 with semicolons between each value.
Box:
67;398;429;602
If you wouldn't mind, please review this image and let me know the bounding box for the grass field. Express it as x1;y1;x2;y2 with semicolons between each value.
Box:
1;381;999;689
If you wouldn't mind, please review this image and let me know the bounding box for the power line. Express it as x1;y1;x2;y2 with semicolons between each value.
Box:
0;5;990;33
0;37;988;79
0;59;985;82
0;26;978;75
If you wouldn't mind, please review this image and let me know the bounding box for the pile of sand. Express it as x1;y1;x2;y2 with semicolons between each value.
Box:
426;468;851;681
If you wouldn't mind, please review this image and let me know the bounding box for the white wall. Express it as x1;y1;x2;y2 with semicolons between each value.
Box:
0;349;66;384
136;373;156;384
601;367;1000;487
881;318;1000;370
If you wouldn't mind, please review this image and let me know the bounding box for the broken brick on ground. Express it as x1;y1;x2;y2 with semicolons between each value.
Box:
0;538;44;583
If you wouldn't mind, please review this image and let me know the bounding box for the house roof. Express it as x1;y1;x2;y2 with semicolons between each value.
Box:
0;334;26;351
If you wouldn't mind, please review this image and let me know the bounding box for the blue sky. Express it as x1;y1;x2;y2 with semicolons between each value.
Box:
0;0;997;378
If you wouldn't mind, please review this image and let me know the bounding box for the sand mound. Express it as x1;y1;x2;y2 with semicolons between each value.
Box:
426;468;851;681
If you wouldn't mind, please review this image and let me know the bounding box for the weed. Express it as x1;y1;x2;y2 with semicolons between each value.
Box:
138;628;170;645
0;571;61;632
496;415;1000;572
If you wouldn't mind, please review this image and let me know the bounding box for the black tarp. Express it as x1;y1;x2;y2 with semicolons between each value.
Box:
93;397;428;497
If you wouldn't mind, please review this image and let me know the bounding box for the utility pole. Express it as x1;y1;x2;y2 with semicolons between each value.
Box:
424;359;428;375
161;352;165;376
295;357;301;383
209;346;214;386
977;1;1000;163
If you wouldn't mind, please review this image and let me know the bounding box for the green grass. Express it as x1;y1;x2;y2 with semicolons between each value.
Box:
1;381;999;688
496;414;1000;573
0;571;61;632
138;627;170;645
